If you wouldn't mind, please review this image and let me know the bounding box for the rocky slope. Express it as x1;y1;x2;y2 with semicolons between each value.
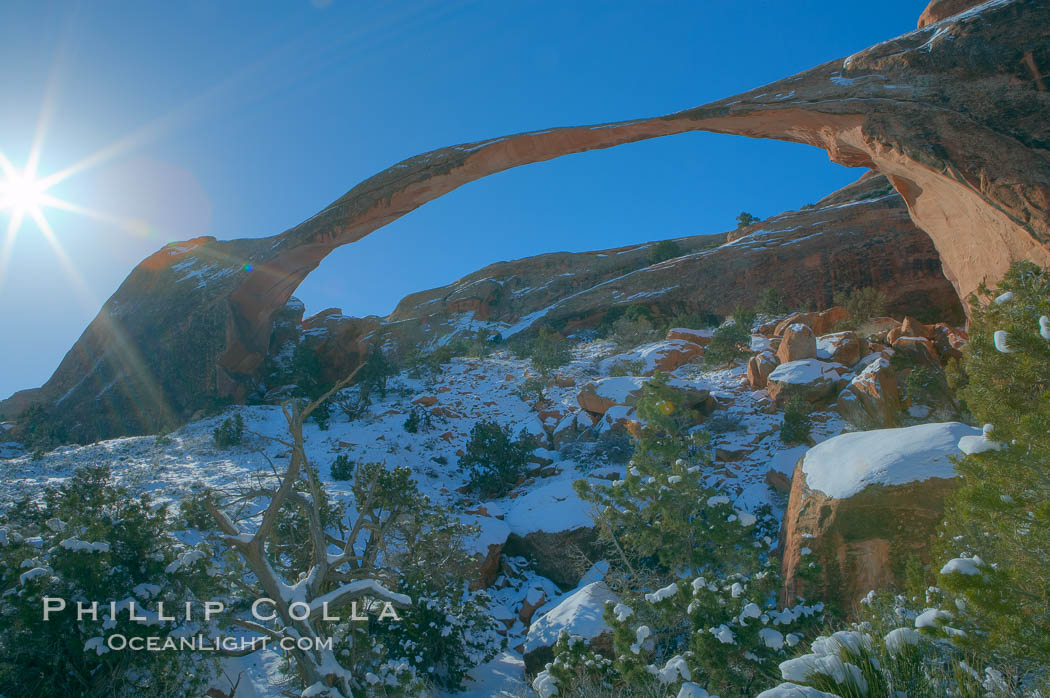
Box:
4;0;1046;441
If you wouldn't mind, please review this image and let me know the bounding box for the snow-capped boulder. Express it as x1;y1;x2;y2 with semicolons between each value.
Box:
835;358;900;429
780;422;981;611
666;327;714;346
901;315;935;340
576;376;647;416
598;339;704;376
777;324;817;364
816;331;865;367
766;359;844;406
523;581;617;674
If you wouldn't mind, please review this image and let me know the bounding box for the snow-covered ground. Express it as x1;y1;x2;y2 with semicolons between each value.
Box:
0;331;867;695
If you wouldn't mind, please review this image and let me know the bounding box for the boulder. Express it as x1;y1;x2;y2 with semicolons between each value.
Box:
523;581;617;675
598;339;704;375
775;313;821;337
816;331;865;366
901;316;935;340
777;324;817;364
666;327;714;346
856;317;901;340
780;422;981;613
766;359;843;406
746;351;779;389
891;335;939;367
817;306;848;333
835;358;900;429
502;527;600;591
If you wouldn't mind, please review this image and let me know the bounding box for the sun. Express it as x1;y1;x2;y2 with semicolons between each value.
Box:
0;166;50;217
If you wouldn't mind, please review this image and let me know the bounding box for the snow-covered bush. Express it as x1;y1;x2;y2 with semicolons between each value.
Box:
779;395;813;445
458;419;535;498
939;262;1050;674
760;591;1023;697
0;464;223;696
566;414;823;697
704;312;754;367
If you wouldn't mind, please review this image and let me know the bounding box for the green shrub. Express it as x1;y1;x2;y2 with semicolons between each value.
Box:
14;404;68;452
0;465;222;697
736;211;760;227
704;309;754;367
212;413;245;448
833;287;890;328
524;328;573;375
608;314;659;351
516;376;548;404
356;349;397;403
780;395;813;444
311;399;331;430
607;358;648;377
402;406;433;434
458;420;535;498
757;287;788;315
634;372;702;436
562;426;822;698
937;261;1050;667
648;239;682;265
330;454;355;480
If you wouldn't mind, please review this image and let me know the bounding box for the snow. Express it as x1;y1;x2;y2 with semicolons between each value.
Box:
993;330;1015;353
591;376;648;403
994;291;1014;304
801;422;980;499
645;582;678;603
958;433;1002;455
768;359;841;386
757;684;839;698
940;557;984;576
884;627;920;655
598;339;702;375
1040;316;1050;341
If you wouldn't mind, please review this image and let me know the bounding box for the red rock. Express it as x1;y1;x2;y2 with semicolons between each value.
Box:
917;0;983;28
436;386;451;394
856;317;902;340
412;396;438;407
901;316;935;340
891;335;940;367
775;313;821;337
746;351;779;389
777;324;817;364
439;431;454;442
817;331;864;366
816;306;848;334
836;359;900;429
765;469;792;494
666;327;714;346
577;389;617;417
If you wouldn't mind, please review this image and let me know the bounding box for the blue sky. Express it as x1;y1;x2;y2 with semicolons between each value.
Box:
0;1;925;399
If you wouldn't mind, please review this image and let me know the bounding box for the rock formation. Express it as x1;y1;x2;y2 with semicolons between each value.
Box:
7;0;1047;439
780;422;980;612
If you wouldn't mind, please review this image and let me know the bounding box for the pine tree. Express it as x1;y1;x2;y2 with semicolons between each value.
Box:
937;261;1050;670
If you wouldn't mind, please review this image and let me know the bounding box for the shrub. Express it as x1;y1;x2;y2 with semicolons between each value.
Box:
14;404;68;452
524;328;573;375
212;413;245;448
0;465;222;697
937;261;1050;668
780;395;813;444
608;314;659;351
356;349;397;403
704;310;754;367
562;426;823;697
458;420;535;498
311;399;331;430
330;454;355;480
635;372;702;436
757;287;788;315
833;287;890;328
402;406;433;434
516;376;548;404
648;239;682;265
607;358;648;377
736;211;759;227
288;342;327;398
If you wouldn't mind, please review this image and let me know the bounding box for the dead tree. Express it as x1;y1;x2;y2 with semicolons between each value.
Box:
205;368;410;697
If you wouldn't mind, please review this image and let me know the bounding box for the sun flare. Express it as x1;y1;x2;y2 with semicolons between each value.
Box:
0;166;49;216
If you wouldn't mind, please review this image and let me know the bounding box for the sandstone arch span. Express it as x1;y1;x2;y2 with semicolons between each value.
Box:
4;0;1047;439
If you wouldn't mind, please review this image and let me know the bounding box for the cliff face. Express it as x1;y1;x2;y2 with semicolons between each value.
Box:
4;0;1047;439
